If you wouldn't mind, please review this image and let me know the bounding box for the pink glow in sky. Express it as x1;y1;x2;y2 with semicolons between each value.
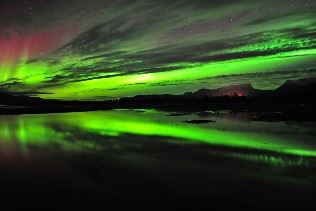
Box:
0;24;80;62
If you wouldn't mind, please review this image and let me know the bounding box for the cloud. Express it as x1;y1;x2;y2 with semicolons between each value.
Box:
1;0;316;99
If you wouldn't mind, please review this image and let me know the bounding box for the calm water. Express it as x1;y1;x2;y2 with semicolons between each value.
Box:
0;109;316;207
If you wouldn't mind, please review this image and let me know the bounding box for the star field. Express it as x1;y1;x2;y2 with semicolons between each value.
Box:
0;0;315;100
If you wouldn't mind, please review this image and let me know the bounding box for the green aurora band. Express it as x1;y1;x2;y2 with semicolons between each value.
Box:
0;0;316;100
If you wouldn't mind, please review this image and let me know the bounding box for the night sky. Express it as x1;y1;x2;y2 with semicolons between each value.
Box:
0;0;315;100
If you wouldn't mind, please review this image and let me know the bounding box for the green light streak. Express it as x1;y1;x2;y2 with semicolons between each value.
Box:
60;111;316;157
1;110;316;159
1;1;315;99
38;48;316;99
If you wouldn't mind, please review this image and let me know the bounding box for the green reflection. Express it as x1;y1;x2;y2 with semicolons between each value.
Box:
0;110;316;161
59;110;316;157
0;114;102;152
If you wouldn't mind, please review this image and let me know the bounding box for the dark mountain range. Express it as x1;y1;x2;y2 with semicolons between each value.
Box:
184;77;316;98
113;77;316;113
0;77;315;115
275;77;316;98
184;84;270;97
0;92;108;114
0;92;44;105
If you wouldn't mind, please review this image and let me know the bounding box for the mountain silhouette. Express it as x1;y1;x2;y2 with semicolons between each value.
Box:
0;92;43;105
184;84;270;97
182;77;316;99
275;77;316;98
1;77;315;111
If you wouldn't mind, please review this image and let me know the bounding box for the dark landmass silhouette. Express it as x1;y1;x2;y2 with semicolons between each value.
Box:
184;84;269;97
184;77;316;99
113;77;316;107
0;77;316;120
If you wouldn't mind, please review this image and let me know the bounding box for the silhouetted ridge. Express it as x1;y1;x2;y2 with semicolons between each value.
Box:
0;92;44;105
184;84;268;97
275;77;316;98
0;77;315;115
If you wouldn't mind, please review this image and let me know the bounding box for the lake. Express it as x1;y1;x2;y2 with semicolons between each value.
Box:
0;109;315;208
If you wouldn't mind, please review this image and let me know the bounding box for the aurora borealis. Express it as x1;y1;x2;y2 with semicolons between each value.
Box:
1;0;316;100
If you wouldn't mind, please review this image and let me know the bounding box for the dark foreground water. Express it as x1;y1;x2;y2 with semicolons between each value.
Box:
0;109;316;208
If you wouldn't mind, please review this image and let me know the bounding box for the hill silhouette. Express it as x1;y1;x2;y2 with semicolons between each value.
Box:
0;77;315;116
183;77;316;99
184;84;270;97
116;77;316;103
112;77;316;122
0;92;44;105
275;77;316;99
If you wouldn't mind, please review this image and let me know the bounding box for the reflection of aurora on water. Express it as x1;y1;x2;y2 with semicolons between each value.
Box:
1;110;316;166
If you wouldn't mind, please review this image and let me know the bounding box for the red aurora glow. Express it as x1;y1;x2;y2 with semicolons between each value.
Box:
0;24;79;62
